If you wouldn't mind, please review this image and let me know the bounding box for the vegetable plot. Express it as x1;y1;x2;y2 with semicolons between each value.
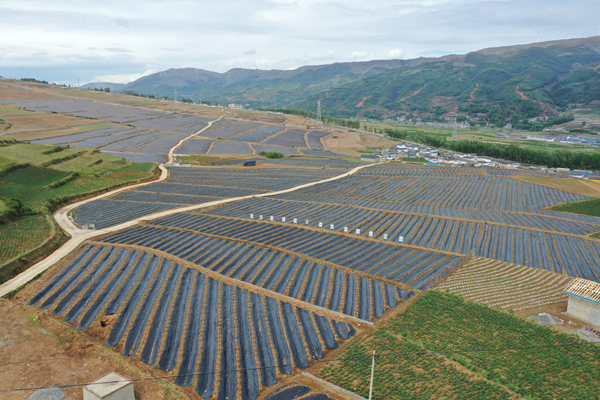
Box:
28;245;359;400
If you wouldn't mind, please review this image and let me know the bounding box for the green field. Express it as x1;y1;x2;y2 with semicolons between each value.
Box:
0;215;52;264
0;142;156;277
0;105;32;116
317;291;600;400
548;197;600;217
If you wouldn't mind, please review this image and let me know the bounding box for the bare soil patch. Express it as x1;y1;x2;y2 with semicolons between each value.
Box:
0;299;189;400
509;175;600;197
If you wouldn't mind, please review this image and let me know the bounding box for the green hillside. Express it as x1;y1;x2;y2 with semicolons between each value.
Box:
299;43;600;125
119;59;428;107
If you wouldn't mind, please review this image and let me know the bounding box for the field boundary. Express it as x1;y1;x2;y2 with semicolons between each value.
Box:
0;161;377;297
0;215;61;285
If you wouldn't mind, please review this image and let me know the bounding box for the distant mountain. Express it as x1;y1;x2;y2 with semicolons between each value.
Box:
80;82;126;92
300;37;600;122
119;58;435;107
116;37;600;126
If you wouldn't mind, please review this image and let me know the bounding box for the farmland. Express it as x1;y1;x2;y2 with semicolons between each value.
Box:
14;158;600;399
316;291;600;399
0;215;52;263
4;79;600;399
0;140;156;283
72;164;358;229
24;243;369;399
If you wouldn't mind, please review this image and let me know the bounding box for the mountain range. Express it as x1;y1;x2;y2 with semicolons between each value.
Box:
83;36;600;121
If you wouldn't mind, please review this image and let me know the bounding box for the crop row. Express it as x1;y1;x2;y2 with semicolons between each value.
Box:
201;197;600;281
28;244;357;400
167;168;347;191
202;121;264;139
140;213;464;289
356;164;549;178
293;172;589;215
305;131;328;150
233;125;285;143
477;226;600;281
208;196;597;236
71;163;356;229
274;192;600;235
264;384;334;400
317;331;513;400
100;225;414;319
263;129;308;148
73;200;180;229
21;98;211;134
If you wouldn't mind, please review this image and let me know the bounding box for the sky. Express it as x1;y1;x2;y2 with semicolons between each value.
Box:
1;0;599;86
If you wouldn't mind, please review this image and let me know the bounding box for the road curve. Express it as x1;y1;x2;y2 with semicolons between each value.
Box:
0;154;375;297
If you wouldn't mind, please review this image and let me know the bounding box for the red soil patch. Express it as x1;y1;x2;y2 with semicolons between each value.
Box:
356;96;372;108
399;82;429;102
470;84;479;100
515;85;528;100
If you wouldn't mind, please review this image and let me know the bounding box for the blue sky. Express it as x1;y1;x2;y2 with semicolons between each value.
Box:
1;0;599;85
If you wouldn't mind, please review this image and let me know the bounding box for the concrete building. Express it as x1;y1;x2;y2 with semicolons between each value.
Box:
563;278;600;326
83;372;134;400
361;154;380;162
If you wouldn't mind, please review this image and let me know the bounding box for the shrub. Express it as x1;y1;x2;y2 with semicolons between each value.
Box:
259;151;284;159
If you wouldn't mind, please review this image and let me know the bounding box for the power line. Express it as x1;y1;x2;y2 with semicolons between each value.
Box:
0;342;586;393
0;355;120;368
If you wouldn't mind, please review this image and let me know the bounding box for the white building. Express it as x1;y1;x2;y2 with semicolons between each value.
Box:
563;278;600;326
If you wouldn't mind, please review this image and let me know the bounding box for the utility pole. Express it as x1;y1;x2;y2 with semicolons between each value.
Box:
174;89;177;102
317;100;322;125
452;117;458;141
368;351;376;400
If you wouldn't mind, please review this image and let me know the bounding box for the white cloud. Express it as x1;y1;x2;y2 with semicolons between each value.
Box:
351;51;368;60
88;69;156;84
1;0;599;85
387;49;404;59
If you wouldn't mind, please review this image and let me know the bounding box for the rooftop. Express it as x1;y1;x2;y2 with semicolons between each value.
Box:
563;278;600;304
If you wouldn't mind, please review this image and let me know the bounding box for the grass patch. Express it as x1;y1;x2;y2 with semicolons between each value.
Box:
0;105;32;117
549;197;600;217
78;124;110;132
1;165;70;186
399;157;429;163
0;143;88;166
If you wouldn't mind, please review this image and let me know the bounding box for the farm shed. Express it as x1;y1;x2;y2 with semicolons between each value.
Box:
361;155;380;161
563;278;600;325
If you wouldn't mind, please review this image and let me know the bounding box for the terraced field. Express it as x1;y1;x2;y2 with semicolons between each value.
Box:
20;161;600;400
24;235;413;399
436;258;572;310
7;93;348;160
72;164;358;229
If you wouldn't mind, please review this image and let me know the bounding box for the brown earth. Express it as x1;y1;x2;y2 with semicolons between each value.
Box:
509;175;600;197
0;299;190;400
322;131;397;156
514;301;596;335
